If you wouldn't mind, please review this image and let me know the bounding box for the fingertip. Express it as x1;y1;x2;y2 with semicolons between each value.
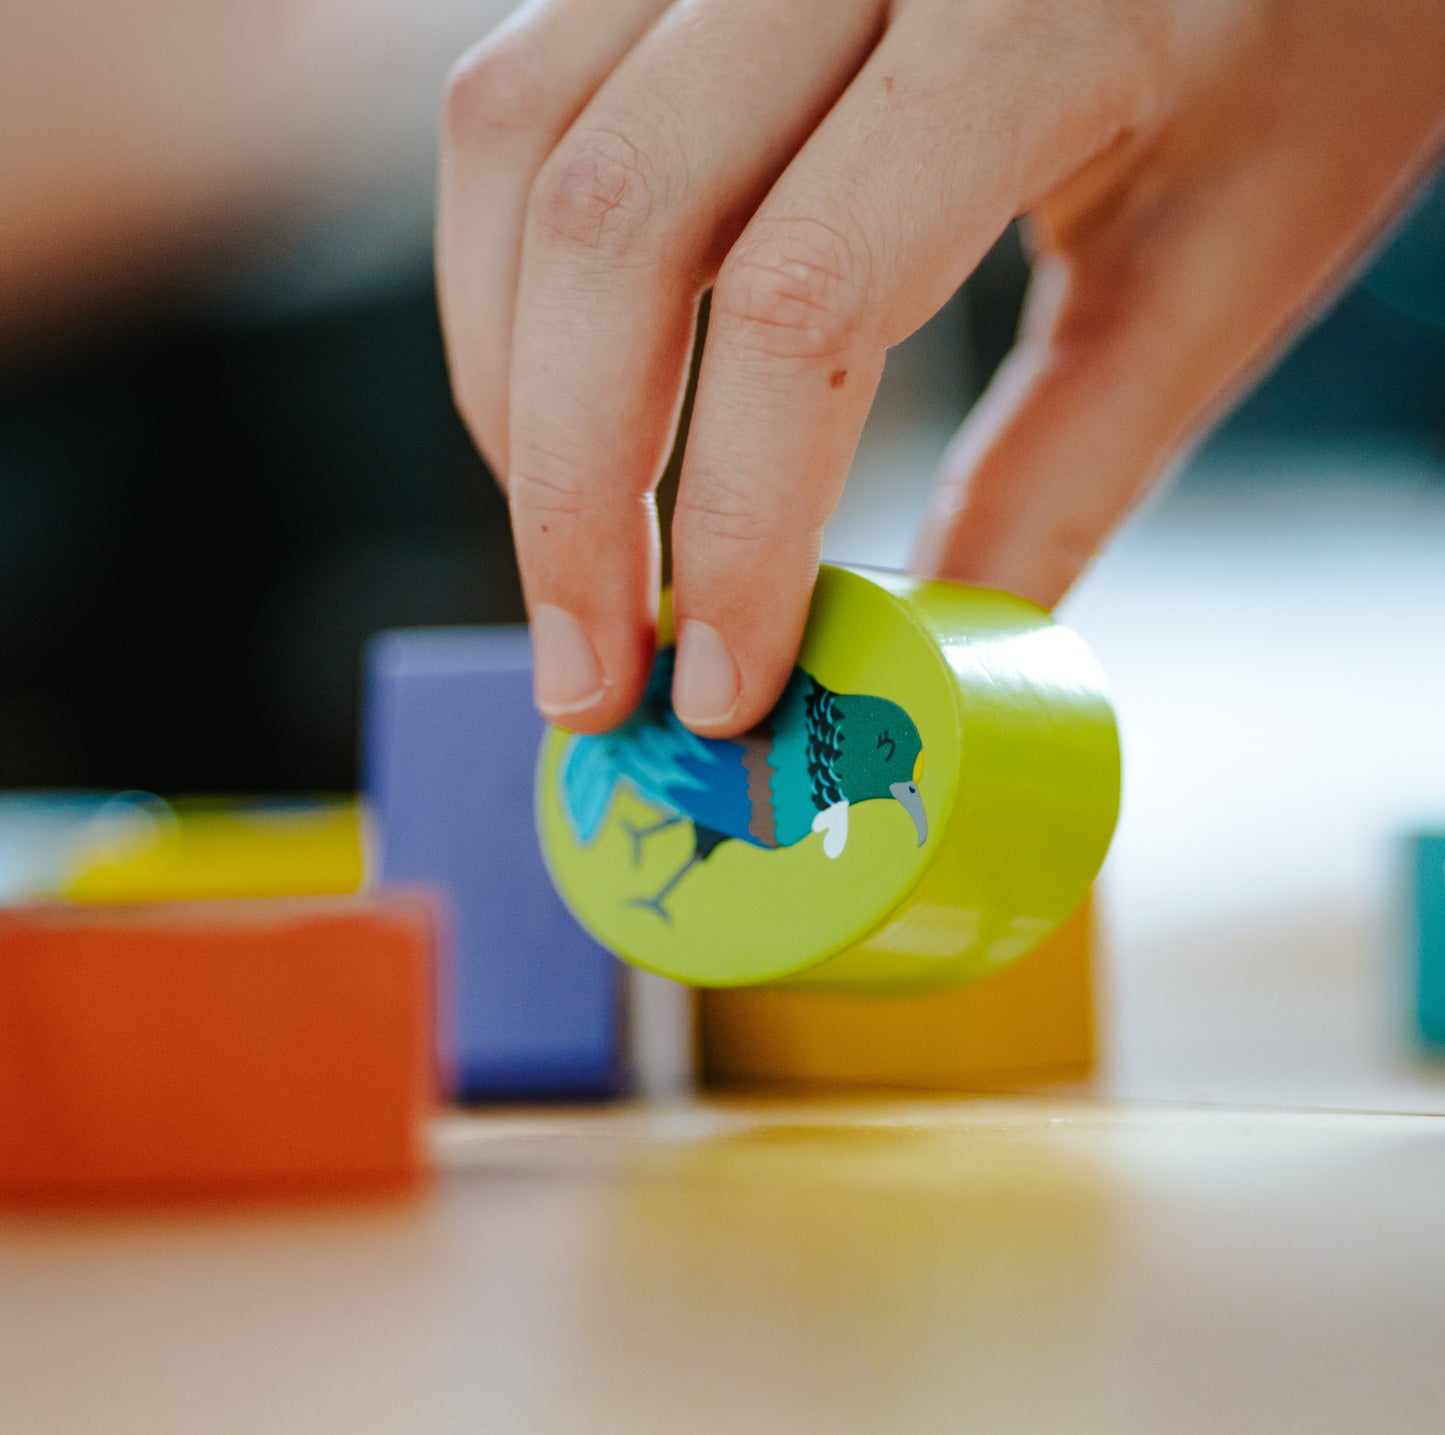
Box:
668;518;823;739
531;603;653;734
671;619;741;732
540;690;640;736
670;612;806;739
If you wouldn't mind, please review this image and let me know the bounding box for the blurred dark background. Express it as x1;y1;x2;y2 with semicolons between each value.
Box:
0;276;522;792
0;131;1439;793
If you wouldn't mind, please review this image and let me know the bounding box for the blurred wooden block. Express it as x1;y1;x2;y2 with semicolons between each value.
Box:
61;800;364;903
366;629;630;1099
1412;833;1445;1049
700;898;1096;1090
0;896;438;1201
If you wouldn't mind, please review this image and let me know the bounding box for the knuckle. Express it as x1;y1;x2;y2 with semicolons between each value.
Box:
528;126;662;257
675;479;774;550
713;217;868;362
444;42;547;144
508;465;589;520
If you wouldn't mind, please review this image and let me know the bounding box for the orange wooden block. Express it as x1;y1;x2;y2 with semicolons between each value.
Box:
701;898;1098;1091
0;896;438;1200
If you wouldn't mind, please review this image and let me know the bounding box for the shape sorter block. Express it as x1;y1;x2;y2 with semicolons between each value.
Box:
365;628;625;1099
1412;833;1445;1049
0;896;437;1200
699;897;1097;1091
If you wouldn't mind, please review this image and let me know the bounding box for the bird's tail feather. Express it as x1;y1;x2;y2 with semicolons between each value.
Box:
560;735;622;846
559;649;690;845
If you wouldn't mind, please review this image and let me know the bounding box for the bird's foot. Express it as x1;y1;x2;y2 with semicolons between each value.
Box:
618;815;683;868
627;895;673;925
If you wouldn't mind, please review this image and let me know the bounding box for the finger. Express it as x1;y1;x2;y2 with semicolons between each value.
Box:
913;15;1445;610
437;0;669;476
671;1;1160;733
910;243;1194;610
508;0;885;730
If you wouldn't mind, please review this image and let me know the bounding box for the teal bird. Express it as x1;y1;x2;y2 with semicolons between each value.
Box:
559;650;927;920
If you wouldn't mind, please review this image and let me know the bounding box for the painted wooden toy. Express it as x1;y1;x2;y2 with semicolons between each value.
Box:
366;628;629;1098
538;565;1120;990
1411;831;1445;1049
700;896;1097;1090
0;896;437;1200
60;798;363;903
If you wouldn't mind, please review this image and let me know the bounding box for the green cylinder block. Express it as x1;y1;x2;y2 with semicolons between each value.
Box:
536;565;1120;990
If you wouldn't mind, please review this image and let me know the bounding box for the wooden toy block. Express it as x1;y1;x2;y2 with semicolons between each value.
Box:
1412;833;1445;1048
365;628;631;1099
539;565;1118;991
61;798;364;903
699;897;1097;1090
0;896;438;1200
0;793;132;901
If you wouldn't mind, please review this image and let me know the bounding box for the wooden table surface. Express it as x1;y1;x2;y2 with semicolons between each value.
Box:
4;1096;1444;1434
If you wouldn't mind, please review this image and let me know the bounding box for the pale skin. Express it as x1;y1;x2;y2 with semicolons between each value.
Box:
438;0;1445;736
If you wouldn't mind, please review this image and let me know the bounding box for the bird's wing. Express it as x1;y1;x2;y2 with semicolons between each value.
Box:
560;709;712;844
566;647;762;846
608;711;710;805
559;649;720;844
661;721;757;844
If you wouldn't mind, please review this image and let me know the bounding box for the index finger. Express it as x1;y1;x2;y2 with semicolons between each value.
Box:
505;0;882;731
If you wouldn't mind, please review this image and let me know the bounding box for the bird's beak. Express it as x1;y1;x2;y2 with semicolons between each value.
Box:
888;781;928;847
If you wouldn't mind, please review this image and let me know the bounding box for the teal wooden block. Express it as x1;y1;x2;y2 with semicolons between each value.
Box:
1413;833;1445;1048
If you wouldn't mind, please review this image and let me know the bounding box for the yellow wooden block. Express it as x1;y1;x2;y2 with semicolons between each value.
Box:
61;800;364;904
700;898;1096;1090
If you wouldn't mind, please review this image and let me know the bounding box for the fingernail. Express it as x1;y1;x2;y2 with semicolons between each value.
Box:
673;620;739;727
531;604;605;717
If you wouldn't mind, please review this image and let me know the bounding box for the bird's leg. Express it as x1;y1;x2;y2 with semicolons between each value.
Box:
628;825;725;923
617;814;683;868
627;853;699;925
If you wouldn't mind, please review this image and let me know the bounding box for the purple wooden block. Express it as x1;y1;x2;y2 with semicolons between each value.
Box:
364;627;623;1098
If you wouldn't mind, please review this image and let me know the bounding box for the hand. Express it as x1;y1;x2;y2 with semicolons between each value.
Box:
438;0;1445;735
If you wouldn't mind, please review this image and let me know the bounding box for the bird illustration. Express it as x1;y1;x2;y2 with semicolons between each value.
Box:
558;649;927;921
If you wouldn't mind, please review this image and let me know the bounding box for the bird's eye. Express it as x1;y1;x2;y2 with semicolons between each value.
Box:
876;730;895;762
